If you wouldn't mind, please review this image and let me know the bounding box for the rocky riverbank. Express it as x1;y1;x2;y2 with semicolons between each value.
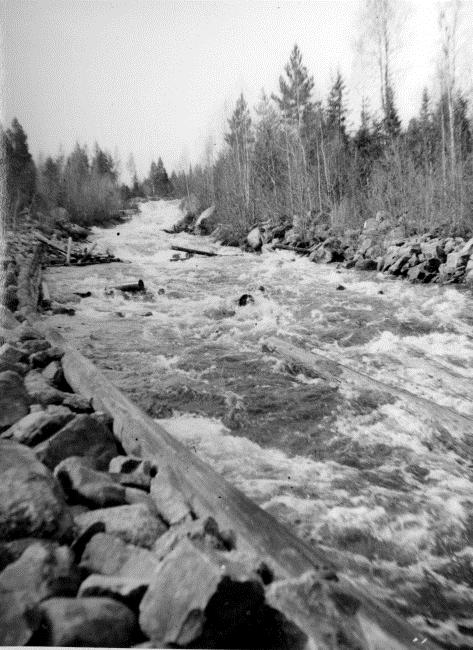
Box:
179;206;473;288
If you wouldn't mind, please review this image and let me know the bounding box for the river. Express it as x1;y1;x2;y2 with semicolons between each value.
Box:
44;199;473;648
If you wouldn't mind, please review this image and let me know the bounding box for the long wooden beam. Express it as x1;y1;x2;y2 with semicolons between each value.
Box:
171;244;217;257
36;324;439;648
263;336;473;458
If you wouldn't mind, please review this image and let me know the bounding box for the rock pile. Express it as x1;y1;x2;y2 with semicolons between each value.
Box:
234;210;473;286
0;309;369;647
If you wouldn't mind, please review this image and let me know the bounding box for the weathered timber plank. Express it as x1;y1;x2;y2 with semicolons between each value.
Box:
35;324;439;648
264;336;473;456
35;233;68;256
171;244;217;257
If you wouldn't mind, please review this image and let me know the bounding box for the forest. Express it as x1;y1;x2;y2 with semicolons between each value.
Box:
1;1;472;243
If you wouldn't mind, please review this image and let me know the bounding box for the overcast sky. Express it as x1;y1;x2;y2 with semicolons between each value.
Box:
1;0;472;181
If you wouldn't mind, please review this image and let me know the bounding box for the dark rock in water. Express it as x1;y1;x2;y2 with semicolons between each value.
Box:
79;532;159;579
139;538;265;648
74;503;167;549
51;302;76;316
258;285;265;292
73;291;92;298
158;288;165;295
354;258;377;271
35;413;120;471
0;440;73;542
0;370;29;431
238;293;255;307
54;456;127;508
336;285;346;291
378;290;384;295
34;596;138;647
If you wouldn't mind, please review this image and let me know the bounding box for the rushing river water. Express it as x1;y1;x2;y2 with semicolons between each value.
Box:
45;200;473;647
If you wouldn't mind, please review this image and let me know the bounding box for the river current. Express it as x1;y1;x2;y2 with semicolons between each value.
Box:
45;200;473;647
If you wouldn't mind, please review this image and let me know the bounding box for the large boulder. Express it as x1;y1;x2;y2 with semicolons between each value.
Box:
0;440;73;541
1;405;74;446
36;414;120;470
79;532;159;580
109;455;157;491
139;538;265;648
153;515;236;561
24;370;65;405
0;370;29;431
74;503;167;548
0;343;27;372
78;574;148;610
55;456;127;508
193;205;216;235
0;305;19;329
246;226;263;252
149;465;193;525
35;597;138;646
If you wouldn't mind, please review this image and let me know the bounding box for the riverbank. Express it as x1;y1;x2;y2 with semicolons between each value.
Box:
179;203;473;288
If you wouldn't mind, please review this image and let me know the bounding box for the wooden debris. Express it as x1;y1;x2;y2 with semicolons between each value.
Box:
171;245;217;257
114;280;145;293
36;233;122;266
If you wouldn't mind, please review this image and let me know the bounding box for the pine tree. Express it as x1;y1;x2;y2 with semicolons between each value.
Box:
383;84;401;139
273;45;314;132
325;71;348;142
4;118;36;210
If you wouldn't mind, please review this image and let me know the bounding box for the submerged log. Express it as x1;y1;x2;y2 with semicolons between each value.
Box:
171;244;217;257
263;336;473;458
33;324;438;649
114;279;145;293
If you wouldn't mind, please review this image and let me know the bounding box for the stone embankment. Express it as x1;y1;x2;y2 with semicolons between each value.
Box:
264;214;473;286
179;205;473;287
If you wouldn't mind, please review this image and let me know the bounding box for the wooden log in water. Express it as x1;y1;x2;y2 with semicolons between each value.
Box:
263;336;473;457
114;279;145;292
171;244;217;257
33;324;438;649
77;242;97;265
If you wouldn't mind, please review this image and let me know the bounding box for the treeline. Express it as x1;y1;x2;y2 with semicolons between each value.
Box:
173;42;473;241
1;119;174;228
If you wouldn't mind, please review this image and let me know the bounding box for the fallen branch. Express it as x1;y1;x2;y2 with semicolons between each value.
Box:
263;336;473;458
35;233;67;256
114;279;145;293
171;244;217;257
